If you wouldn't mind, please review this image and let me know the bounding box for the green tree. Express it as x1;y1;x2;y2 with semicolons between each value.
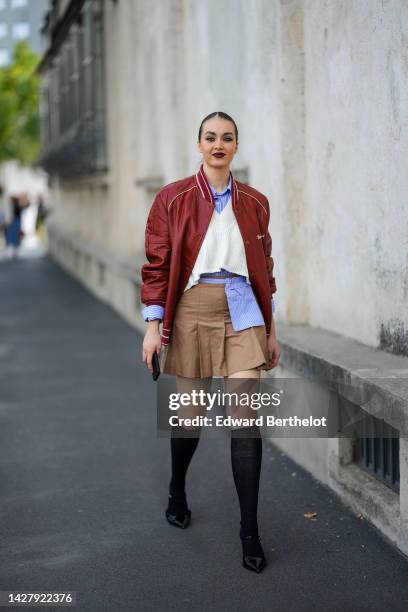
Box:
0;41;41;165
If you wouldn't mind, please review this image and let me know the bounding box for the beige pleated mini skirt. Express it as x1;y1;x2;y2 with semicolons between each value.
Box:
161;283;269;379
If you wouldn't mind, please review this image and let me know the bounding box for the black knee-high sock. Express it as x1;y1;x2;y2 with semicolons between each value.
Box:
169;426;200;502
230;426;262;536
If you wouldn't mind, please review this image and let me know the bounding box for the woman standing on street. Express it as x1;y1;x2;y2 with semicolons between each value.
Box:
141;112;280;573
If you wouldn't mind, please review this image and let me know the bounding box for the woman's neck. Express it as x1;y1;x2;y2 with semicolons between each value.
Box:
202;162;230;192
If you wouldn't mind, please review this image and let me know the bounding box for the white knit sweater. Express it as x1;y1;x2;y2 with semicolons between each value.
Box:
184;196;249;291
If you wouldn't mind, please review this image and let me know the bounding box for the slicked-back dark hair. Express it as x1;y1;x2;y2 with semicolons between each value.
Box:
198;112;239;142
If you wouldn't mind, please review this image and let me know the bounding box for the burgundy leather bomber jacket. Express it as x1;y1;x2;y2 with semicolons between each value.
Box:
140;164;277;346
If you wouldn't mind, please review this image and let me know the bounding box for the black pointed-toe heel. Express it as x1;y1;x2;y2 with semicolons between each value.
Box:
165;494;191;529
240;529;267;573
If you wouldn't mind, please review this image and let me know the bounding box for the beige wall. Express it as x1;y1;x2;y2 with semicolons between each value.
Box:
304;0;408;346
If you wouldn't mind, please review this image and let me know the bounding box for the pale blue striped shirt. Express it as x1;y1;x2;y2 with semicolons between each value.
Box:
141;176;275;327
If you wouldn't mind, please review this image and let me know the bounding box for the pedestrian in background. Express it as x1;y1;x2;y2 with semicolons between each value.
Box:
35;194;50;246
5;194;28;258
0;184;6;248
141;112;280;573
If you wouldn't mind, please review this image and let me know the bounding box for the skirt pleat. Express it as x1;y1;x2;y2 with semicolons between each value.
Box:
162;283;268;378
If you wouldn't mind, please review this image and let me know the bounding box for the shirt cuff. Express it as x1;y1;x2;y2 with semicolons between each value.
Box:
141;304;164;322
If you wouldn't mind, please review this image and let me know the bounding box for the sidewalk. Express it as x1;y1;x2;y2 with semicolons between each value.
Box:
1;256;408;612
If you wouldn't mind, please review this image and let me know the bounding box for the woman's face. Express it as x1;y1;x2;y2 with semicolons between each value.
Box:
197;117;238;170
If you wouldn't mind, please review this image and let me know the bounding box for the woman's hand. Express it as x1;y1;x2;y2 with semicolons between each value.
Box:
265;334;280;370
142;321;162;372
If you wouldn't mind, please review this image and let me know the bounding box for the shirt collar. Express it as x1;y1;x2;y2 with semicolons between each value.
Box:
209;175;232;198
195;163;239;209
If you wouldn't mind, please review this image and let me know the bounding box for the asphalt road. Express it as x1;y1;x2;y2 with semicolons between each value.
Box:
1;256;408;612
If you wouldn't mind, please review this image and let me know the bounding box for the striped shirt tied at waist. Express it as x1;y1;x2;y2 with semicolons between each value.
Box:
198;271;265;332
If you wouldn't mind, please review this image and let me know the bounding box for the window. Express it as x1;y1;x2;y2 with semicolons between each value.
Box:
40;0;108;179
12;21;29;39
11;0;27;8
0;22;7;38
0;48;9;66
354;410;400;493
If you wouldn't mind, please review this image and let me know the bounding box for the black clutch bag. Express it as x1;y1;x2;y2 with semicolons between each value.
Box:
152;350;160;381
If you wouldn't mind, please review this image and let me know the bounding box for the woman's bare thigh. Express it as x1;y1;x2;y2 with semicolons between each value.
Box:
175;375;213;423
223;368;261;426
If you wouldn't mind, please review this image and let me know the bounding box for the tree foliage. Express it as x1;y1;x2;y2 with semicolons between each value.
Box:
0;41;41;165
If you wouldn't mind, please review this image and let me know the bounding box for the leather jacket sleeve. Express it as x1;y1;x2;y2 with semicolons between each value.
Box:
140;191;171;306
262;199;277;297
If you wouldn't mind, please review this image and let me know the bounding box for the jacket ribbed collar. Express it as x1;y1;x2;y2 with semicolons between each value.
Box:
195;163;239;210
